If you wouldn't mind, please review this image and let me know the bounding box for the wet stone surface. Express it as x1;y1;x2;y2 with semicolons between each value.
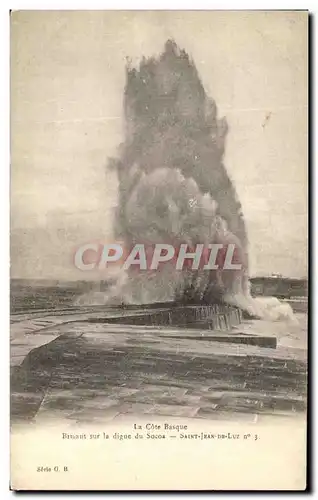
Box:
11;318;307;424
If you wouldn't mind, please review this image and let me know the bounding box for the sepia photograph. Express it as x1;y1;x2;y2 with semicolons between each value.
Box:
10;10;308;491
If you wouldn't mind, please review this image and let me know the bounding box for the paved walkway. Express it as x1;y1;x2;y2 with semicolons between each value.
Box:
11;312;307;425
10;306;167;367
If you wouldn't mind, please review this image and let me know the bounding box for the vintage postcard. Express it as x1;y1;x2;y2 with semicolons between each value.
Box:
10;10;308;491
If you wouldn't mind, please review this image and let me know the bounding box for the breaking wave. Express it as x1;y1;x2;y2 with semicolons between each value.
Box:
78;40;295;322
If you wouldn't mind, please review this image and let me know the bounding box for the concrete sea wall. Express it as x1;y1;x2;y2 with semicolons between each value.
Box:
103;304;243;331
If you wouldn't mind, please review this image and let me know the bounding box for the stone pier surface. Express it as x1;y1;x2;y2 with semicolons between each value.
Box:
10;305;307;425
98;304;243;331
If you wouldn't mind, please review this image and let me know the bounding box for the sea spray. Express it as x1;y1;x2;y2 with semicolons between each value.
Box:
78;40;295;321
107;40;249;307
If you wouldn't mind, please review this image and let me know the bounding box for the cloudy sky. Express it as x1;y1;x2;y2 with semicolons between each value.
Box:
11;10;308;280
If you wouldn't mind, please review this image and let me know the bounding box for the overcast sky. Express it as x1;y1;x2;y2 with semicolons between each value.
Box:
11;10;308;280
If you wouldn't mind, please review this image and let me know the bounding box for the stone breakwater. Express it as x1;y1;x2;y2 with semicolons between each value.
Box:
88;304;243;332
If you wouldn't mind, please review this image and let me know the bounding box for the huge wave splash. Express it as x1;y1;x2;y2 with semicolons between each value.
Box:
78;40;296;322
